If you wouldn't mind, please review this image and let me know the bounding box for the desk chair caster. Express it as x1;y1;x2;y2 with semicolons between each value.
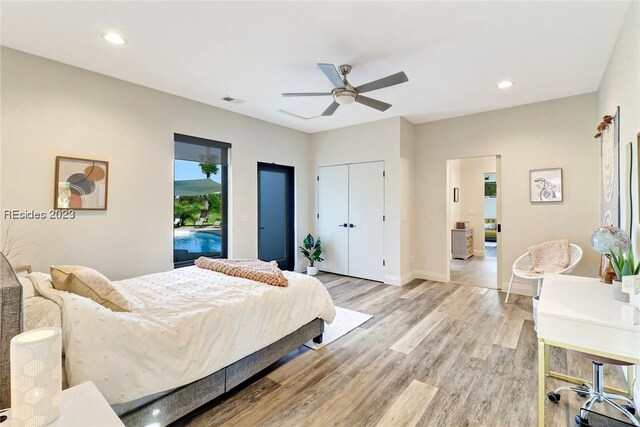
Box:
575;415;589;426
575;411;637;426
547;384;590;402
547;361;639;426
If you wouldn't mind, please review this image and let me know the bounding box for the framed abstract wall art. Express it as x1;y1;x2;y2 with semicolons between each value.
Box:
530;168;563;203
54;156;109;210
596;107;620;227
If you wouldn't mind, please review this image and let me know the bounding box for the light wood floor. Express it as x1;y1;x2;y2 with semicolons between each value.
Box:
450;253;498;289
174;273;629;427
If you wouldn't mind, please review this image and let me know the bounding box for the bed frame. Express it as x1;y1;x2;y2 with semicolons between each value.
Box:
121;319;323;426
0;253;324;426
0;253;23;411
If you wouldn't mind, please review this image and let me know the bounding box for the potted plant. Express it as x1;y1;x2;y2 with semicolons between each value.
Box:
609;247;639;302
299;233;323;276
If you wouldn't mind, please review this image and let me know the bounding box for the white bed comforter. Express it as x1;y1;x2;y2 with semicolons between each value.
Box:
52;266;335;405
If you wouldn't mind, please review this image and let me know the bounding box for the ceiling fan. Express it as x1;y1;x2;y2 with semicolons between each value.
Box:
282;63;409;116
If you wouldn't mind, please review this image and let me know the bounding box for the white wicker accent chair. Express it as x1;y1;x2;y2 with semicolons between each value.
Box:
504;243;583;303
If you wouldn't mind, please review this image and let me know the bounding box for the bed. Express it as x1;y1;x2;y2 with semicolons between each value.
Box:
0;254;336;426
485;218;497;242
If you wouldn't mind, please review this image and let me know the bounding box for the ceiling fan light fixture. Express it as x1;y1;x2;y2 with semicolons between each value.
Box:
333;89;357;105
284;63;408;116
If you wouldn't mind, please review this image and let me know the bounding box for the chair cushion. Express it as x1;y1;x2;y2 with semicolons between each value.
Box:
528;239;570;273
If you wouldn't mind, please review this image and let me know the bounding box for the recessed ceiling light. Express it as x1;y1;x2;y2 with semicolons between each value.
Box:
102;32;127;46
497;80;514;89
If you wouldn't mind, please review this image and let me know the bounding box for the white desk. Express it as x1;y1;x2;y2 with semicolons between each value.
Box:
537;274;640;426
1;381;124;426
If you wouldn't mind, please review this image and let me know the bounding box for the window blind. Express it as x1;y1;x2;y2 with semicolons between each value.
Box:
174;133;230;166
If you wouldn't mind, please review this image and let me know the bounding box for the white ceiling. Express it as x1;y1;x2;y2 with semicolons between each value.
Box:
0;1;630;133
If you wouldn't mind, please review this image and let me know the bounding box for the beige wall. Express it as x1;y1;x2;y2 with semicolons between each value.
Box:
0;48;312;279
449;156;497;256
414;93;600;289
599;2;640;243
399;118;416;281
0;48;2;252
1;26;628;298
309;118;404;284
597;1;640;403
448;159;462;232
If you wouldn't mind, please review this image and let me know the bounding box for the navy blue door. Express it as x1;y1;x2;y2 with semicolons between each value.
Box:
258;163;294;270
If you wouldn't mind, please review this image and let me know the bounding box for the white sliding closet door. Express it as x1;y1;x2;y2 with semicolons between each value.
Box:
348;161;384;281
318;165;349;275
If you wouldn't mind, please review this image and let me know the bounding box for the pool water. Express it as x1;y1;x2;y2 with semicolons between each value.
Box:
174;231;222;254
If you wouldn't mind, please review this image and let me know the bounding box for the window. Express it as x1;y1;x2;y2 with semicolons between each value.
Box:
173;134;230;267
484;173;497;198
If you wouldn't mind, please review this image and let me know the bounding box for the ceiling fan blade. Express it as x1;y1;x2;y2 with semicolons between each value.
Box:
282;92;332;97
322;101;340;116
318;63;345;88
355;95;392;112
355;71;409;94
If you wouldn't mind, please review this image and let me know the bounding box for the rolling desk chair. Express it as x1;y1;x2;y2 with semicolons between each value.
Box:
547;354;637;426
537;274;640;427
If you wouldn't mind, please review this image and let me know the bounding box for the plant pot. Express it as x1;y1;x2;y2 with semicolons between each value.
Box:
612;280;630;303
307;266;318;276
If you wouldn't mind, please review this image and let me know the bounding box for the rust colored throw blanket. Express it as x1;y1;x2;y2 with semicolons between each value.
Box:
195;257;289;287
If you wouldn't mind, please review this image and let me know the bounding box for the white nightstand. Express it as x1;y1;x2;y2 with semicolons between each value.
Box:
0;381;123;426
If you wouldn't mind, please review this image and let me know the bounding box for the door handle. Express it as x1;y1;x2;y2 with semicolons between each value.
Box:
338;223;347;227
259;227;265;230
349;224;355;228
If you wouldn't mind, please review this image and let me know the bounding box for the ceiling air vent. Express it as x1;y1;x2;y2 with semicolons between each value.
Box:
221;96;245;105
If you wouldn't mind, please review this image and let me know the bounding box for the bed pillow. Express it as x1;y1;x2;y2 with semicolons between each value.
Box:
25;296;62;331
18;277;37;299
28;272;63;306
50;265;131;312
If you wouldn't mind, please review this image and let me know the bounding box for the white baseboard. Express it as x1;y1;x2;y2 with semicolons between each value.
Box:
386;271;449;286
501;281;536;297
401;271;420;286
384;275;402;286
414;270;448;283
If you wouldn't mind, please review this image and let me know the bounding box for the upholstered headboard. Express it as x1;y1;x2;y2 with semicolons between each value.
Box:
0;252;23;409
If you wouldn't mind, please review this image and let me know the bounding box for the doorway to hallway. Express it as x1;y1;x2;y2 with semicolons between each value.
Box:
447;155;501;289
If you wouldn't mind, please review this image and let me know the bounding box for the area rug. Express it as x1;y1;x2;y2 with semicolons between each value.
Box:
304;306;372;350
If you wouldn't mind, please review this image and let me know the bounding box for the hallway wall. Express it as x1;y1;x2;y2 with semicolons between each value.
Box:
449;156;497;256
414;93;600;290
